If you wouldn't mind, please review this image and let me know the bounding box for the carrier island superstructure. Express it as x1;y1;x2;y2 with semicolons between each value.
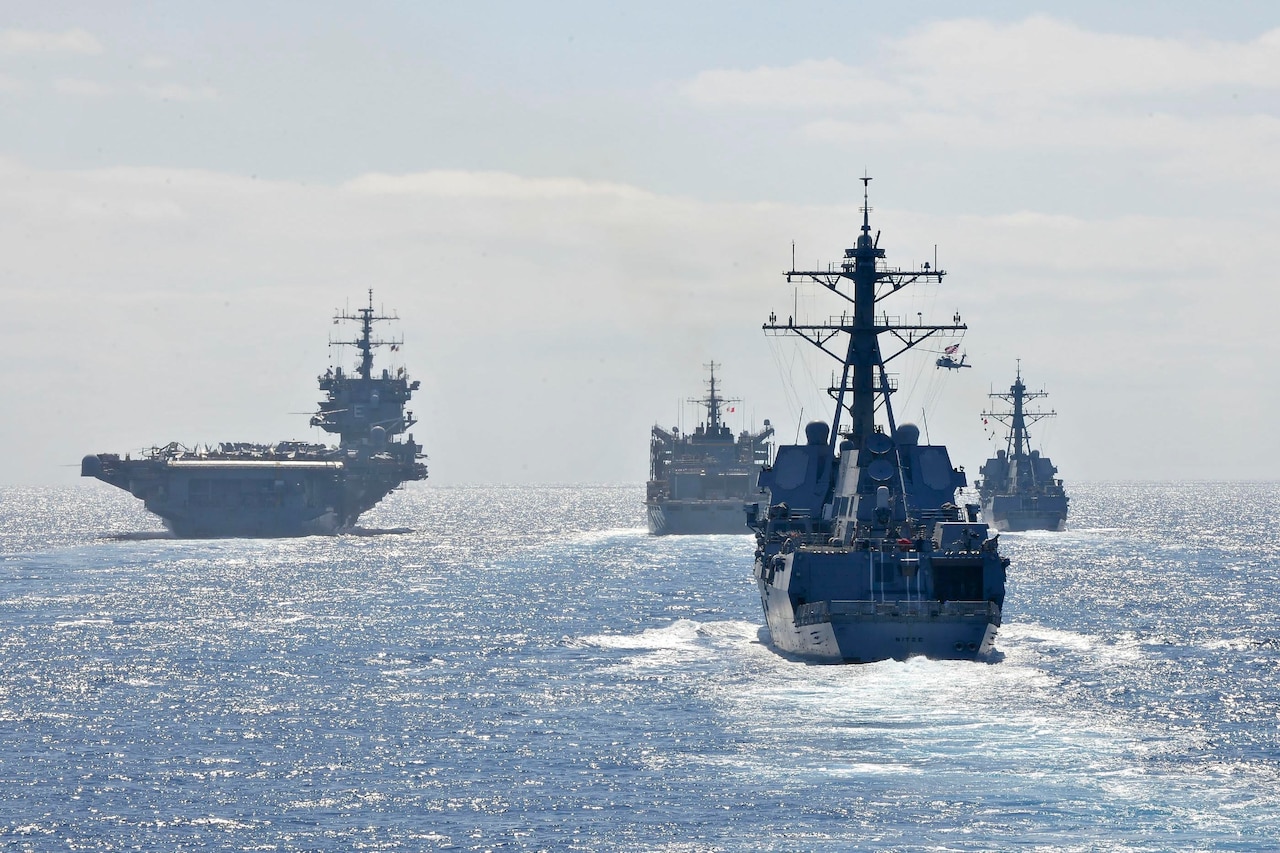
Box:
82;292;427;537
748;180;1009;663
647;362;774;535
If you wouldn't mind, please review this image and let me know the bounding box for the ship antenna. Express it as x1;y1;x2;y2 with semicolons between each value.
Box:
860;173;872;237
709;361;718;431
359;288;374;379
328;288;403;382
704;361;721;431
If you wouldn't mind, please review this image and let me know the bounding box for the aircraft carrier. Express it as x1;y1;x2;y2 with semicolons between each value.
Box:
82;291;427;537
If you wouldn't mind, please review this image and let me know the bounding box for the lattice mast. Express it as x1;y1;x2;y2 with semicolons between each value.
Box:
764;177;964;453
331;288;404;381
982;359;1055;458
690;361;741;433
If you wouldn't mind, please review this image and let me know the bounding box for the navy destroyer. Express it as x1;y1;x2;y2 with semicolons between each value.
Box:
81;292;427;537
748;179;1009;663
647;362;774;535
976;363;1069;531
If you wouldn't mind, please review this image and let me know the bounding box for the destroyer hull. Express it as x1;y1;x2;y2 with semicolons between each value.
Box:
646;499;750;535
981;496;1068;532
756;570;999;664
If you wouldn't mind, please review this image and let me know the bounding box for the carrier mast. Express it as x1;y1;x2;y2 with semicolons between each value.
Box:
331;289;403;381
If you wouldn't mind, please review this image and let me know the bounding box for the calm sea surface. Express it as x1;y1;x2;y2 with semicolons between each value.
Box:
1;482;1279;851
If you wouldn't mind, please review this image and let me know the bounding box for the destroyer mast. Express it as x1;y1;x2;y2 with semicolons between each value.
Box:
767;177;961;457
982;360;1052;461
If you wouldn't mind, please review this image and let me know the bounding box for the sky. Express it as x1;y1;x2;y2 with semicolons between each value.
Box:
3;1;1279;486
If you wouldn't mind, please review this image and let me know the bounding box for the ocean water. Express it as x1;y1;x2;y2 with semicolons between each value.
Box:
1;482;1279;851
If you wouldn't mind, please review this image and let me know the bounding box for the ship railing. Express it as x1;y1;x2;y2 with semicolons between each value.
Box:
817;313;908;329
915;506;962;527
795;599;998;626
766;510;828;542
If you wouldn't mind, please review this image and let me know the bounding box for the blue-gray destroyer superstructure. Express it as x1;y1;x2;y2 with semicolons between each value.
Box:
748;179;1009;663
81;292;427;537
976;364;1069;531
647;362;774;535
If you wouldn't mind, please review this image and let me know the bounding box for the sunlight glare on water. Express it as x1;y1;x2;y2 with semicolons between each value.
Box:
1;482;1279;850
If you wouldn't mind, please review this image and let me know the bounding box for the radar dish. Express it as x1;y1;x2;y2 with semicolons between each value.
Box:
866;433;893;455
867;458;896;482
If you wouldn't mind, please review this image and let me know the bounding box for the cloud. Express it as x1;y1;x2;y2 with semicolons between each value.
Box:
139;82;218;101
63;195;186;222
681;17;1280;190
344;169;655;201
0;162;789;485
0;28;103;55
803;108;1280;154
2;160;1279;485
53;77;114;97
896;17;1280;102
683;58;907;110
683;18;1280;111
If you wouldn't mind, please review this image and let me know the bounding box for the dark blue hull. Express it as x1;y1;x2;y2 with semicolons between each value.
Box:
753;549;1002;663
982;495;1068;532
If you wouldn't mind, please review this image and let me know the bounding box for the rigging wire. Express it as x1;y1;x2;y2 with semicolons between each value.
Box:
1037;412;1058;455
765;283;842;434
886;271;961;431
766;332;813;436
768;266;970;439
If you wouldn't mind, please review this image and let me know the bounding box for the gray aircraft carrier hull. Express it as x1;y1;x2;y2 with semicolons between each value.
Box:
157;506;341;538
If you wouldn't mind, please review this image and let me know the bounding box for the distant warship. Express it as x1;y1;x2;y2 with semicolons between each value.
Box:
646;362;774;535
748;179;1009;663
976;363;1069;531
82;291;427;537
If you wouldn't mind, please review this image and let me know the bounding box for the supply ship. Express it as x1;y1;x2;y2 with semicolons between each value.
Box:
976;363;1069;531
748;179;1009;663
81;291;427;537
647;362;773;535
